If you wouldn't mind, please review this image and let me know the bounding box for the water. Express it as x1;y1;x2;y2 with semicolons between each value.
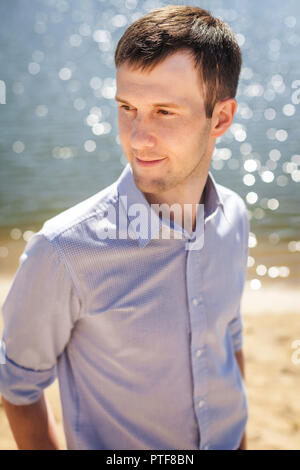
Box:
0;0;300;285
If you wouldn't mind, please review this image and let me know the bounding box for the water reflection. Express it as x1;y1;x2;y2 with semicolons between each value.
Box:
0;0;299;288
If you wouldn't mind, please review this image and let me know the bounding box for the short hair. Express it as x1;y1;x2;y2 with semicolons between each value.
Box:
114;5;242;118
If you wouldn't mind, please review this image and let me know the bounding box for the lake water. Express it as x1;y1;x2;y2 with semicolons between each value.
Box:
0;0;299;287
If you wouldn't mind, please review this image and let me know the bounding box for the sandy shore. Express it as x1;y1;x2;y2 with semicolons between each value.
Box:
1;271;300;449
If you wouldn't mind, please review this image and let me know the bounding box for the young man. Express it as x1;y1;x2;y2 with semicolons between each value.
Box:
0;6;249;450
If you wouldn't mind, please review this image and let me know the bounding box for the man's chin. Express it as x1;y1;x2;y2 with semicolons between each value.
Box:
132;172;167;194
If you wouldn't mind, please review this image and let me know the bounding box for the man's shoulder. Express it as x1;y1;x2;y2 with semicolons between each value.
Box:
215;181;248;219
212;180;249;237
40;180;119;242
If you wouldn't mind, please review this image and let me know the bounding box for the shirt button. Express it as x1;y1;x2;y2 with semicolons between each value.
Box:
192;297;199;306
196;349;202;357
198;400;205;408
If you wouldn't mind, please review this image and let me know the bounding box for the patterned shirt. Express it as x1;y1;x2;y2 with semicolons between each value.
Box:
0;162;249;450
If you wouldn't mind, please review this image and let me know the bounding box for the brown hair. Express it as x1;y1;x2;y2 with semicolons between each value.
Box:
114;5;242;118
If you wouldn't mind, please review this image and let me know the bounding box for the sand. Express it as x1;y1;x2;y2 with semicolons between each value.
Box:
0;271;300;450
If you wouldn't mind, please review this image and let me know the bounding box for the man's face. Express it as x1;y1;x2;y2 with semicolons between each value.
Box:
115;50;215;197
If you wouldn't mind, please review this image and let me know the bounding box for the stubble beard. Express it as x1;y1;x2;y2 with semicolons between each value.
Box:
130;121;212;197
132;168;179;194
132;146;209;198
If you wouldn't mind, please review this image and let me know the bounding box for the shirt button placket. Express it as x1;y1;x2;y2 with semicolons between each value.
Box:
186;249;208;450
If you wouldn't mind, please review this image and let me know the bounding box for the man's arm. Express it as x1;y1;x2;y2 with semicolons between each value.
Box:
1;392;60;450
234;348;247;450
0;233;82;449
235;348;245;377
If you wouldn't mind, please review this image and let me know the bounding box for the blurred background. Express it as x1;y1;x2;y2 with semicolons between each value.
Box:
0;0;300;450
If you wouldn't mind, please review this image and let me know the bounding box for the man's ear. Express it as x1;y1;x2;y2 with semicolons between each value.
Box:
210;98;237;138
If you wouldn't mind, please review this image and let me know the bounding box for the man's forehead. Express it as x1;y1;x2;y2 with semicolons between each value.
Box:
115;81;189;107
116;52;205;106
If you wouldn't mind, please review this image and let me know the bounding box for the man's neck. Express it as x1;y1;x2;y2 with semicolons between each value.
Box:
142;171;208;234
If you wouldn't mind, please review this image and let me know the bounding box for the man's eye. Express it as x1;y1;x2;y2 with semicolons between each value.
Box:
119;106;173;116
158;109;173;116
120;105;133;111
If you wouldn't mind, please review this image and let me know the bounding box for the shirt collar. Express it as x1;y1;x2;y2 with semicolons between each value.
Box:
116;162;230;248
203;169;231;225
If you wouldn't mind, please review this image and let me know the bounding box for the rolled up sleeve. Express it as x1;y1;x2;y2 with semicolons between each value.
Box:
0;232;82;405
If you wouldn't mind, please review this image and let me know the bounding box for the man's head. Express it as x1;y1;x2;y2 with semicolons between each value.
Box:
115;5;242;120
114;5;241;199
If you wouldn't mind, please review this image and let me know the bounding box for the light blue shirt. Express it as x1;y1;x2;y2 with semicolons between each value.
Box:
0;162;249;450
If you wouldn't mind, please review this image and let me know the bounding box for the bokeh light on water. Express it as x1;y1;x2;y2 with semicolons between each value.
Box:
0;0;299;289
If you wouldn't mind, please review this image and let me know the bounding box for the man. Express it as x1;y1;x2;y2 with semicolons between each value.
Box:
0;6;249;450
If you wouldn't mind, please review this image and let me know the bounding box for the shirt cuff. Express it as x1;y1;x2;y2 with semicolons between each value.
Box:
0;351;57;405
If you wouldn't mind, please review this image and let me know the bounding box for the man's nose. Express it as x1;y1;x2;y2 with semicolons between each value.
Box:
130;118;156;150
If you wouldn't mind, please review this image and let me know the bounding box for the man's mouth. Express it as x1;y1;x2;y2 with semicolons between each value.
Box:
135;157;167;166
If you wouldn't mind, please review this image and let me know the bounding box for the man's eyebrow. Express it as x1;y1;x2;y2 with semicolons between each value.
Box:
115;96;184;109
